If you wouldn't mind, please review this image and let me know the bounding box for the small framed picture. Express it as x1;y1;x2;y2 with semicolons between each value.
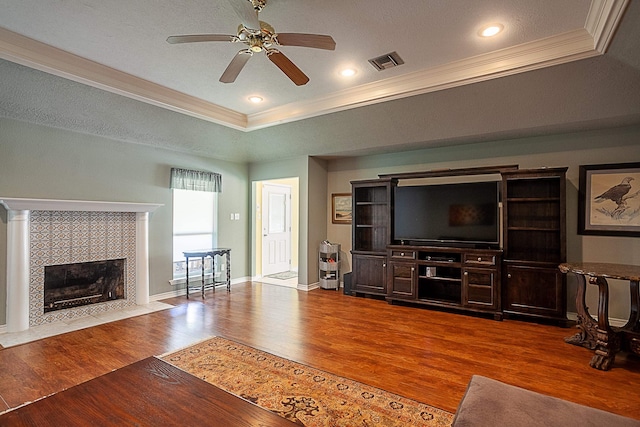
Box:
578;162;640;237
332;193;352;224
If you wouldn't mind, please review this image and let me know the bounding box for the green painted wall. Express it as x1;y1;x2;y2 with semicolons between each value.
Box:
2;116;639;326
326;124;640;321
0;118;249;325
249;156;328;286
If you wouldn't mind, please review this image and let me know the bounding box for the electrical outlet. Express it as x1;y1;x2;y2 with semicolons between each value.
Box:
234;213;240;220
230;213;234;220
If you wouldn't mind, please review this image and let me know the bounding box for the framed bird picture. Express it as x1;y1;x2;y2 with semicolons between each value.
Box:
579;162;640;236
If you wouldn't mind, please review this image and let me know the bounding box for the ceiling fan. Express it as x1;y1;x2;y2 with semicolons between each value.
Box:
166;0;336;86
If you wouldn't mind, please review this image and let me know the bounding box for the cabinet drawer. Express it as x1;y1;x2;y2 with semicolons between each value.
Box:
390;262;416;298
467;285;493;305
392;264;414;278
390;250;416;259
463;254;496;266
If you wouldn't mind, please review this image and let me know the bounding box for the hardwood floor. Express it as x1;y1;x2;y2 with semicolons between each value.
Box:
1;281;639;421
1;357;296;426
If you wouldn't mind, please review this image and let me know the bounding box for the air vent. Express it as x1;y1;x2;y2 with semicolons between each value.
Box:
368;51;405;71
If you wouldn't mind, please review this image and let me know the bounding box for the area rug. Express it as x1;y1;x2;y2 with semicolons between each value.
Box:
265;271;298;280
161;337;453;426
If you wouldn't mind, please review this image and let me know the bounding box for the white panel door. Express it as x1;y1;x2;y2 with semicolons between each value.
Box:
262;184;291;276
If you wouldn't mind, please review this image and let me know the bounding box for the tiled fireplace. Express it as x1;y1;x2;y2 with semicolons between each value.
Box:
1;198;161;333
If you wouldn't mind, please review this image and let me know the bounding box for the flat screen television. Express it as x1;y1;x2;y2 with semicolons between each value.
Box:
394;181;500;248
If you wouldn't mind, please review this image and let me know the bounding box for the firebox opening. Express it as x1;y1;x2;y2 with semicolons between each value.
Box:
44;259;126;313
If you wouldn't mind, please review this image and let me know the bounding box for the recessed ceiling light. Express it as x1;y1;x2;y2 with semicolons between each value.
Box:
479;24;504;38
248;96;263;103
340;68;357;77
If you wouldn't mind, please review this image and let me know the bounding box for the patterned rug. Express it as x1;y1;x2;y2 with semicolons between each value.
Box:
161;337;453;426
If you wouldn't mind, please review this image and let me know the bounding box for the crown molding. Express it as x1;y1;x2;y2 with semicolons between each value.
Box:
586;0;629;52
0;0;628;132
247;28;599;130
0;27;247;130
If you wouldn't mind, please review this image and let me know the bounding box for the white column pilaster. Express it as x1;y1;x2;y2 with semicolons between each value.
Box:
135;212;150;305
6;210;30;332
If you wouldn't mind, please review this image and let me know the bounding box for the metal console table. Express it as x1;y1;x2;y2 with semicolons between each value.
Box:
183;248;231;298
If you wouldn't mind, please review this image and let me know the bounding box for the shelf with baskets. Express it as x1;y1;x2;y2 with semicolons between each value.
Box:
319;242;341;290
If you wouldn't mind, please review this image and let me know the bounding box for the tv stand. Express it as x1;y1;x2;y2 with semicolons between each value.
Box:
386;245;503;320
350;166;568;325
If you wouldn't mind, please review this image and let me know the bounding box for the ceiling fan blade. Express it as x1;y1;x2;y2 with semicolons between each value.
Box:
268;51;309;86
167;34;234;44
220;50;252;83
276;33;336;50
226;0;260;31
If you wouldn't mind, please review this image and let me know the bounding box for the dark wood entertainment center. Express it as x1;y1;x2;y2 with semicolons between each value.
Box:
350;165;568;324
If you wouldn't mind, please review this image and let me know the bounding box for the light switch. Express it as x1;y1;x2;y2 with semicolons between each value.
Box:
234;213;240;220
230;213;234;220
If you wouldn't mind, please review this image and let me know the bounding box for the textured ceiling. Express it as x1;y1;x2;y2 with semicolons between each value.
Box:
1;0;640;163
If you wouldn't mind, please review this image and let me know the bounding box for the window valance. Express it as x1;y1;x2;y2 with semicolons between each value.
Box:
170;168;222;193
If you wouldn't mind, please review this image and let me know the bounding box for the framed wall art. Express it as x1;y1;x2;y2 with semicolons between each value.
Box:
331;193;352;224
578;162;640;237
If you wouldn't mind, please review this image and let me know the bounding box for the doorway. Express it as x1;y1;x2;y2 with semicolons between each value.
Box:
255;178;299;287
262;183;291;276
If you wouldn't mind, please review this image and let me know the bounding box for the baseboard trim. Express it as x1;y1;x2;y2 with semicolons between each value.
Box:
151;277;251;301
298;282;320;292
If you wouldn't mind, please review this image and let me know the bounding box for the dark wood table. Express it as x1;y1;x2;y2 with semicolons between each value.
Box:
559;262;640;370
0;357;296;426
184;248;231;298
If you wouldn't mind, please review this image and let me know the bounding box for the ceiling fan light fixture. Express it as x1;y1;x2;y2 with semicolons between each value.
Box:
168;1;335;86
479;24;504;37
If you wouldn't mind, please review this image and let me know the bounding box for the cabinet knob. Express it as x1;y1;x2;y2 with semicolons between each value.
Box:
411;267;415;272
401;252;405;256
383;263;386;268
478;257;482;262
464;271;468;276
507;273;512;279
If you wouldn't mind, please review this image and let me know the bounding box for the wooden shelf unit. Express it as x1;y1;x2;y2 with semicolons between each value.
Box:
351;178;397;296
387;246;502;319
349;166;568;325
501;168;568;324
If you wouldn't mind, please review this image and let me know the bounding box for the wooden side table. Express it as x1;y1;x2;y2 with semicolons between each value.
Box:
559;262;640;370
183;248;231;298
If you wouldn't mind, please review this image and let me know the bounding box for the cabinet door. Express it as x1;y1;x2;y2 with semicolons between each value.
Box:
352;254;387;295
389;262;416;299
463;267;498;310
503;264;565;320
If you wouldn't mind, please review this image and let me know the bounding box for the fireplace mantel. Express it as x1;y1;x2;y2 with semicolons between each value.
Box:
1;197;163;332
0;197;161;213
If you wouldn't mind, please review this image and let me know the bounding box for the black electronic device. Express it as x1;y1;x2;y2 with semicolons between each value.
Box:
394;181;500;248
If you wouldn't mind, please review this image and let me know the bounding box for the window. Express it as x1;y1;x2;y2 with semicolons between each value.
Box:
172;189;218;280
169;167;221;283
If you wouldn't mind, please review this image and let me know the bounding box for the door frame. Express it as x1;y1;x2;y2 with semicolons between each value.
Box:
253;178;299;282
261;183;292;276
